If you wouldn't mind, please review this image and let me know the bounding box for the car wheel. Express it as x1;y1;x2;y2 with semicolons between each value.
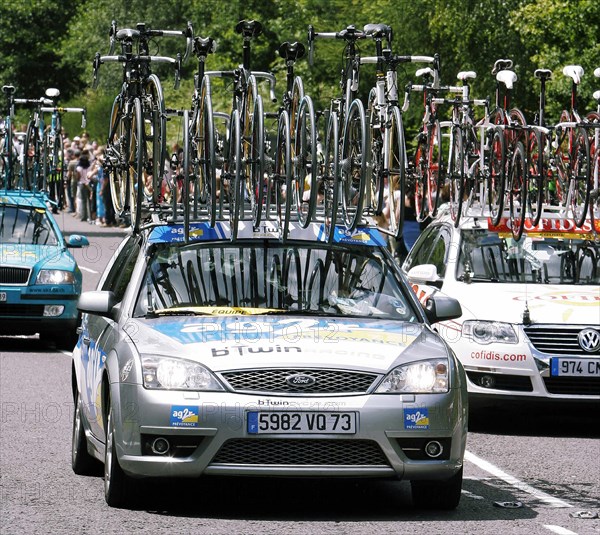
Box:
411;466;463;510
71;393;101;475
104;402;138;508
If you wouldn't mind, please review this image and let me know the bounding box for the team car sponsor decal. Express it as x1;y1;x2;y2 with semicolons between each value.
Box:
488;217;600;239
170;406;199;427
513;291;599;307
404;408;430;430
148;223;227;244
317;225;387;246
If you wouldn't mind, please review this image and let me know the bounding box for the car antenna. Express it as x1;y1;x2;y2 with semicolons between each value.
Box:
522;302;531;325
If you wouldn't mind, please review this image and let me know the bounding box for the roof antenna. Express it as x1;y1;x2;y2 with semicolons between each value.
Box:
522;301;531;325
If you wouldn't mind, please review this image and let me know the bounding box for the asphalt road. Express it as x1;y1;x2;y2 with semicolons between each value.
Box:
1;214;599;534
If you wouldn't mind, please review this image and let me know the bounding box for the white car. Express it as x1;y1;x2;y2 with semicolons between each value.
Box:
402;206;600;405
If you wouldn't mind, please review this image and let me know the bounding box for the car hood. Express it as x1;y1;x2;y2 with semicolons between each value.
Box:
126;316;447;373
442;281;598;325
0;243;72;269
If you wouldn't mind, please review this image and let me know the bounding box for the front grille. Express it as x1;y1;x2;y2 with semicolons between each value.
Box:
466;371;533;392
0;267;31;285
543;377;600;396
212;438;390;466
524;325;599;356
0;304;44;317
220;369;379;394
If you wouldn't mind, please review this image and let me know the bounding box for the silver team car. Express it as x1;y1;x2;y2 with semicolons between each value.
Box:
71;221;467;509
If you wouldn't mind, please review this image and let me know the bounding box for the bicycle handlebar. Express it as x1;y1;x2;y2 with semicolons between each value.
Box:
205;70;277;102
14;97;53;107
307;24;366;66
41;107;87;128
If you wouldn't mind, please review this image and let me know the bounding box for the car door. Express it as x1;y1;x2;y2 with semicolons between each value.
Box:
80;236;141;440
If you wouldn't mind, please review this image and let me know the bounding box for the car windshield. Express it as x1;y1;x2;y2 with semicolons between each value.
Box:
457;229;600;285
135;242;419;321
0;205;59;246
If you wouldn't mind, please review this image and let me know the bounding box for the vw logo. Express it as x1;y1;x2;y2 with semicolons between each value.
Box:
286;374;316;387
578;328;600;353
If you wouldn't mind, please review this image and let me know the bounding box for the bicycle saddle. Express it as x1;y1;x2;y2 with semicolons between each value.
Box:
593;90;600;101
235;20;262;38
562;65;584;84
457;71;476;81
194;36;217;56
116;28;140;41
496;69;517;89
595;67;600;77
416;67;434;79
363;24;391;39
534;68;552;81
492;58;513;75
278;42;306;62
2;85;15;94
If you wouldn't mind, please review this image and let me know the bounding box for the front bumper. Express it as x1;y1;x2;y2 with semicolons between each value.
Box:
110;384;467;481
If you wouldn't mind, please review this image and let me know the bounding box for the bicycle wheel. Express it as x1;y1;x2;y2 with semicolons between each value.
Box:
427;119;443;216
289;76;304;140
527;129;544;226
193;77;217;226
569;126;591;227
385;106;406;241
108;95;128;216
340;98;367;230
591;146;600;222
144;74;167;203
249;94;266;227
182;109;191;242
226;109;242;240
553;111;572;207
274;110;292;238
129;98;144;232
448;126;464;225
487;126;506;226
509;141;527;240
366;89;385;215
413;136;428;223
23;120;40;190
293;95;318;227
323;110;340;243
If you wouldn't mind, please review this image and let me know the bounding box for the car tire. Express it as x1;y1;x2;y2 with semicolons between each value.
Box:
411;466;463;510
71;393;101;475
104;402;138;508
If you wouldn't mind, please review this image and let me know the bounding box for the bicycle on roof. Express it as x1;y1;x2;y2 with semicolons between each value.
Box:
202;20;277;239
0;85;18;189
308;24;369;237
92;19;193;231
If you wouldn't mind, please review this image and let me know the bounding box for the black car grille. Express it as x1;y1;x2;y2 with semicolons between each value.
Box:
0;304;44;317
543;377;600;396
0;267;31;285
524;325;600;356
211;438;390;466
220;369;379;394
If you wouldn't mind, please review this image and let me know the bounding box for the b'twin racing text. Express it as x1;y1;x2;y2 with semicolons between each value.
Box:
470;350;527;362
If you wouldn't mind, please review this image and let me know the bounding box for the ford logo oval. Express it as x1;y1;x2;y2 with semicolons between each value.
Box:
286;374;316;387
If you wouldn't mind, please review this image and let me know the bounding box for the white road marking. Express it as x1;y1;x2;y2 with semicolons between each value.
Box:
543;526;578;535
79;266;99;274
465;450;573;508
59;350;72;356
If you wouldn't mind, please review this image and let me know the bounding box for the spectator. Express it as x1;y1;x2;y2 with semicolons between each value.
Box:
90;148;106;225
76;150;92;222
66;149;80;214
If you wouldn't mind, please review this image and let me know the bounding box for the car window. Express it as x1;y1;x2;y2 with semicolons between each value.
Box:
403;224;450;278
457;230;600;284
0;205;59;246
134;242;419;321
101;236;141;300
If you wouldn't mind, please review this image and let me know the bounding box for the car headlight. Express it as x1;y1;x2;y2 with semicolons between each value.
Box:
376;359;449;393
462;320;518;344
141;356;225;391
36;269;75;285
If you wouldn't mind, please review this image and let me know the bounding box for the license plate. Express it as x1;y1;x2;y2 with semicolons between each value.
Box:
247;411;357;434
551;358;600;377
0;292;6;302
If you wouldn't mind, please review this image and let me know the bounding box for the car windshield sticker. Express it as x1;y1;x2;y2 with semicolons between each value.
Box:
316;225;387;246
404;408;430;430
170;406;199;427
149;223;227;244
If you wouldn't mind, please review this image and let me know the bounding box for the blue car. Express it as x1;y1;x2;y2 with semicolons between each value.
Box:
0;190;89;347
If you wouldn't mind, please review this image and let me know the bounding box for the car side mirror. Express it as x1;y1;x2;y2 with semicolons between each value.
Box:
424;294;462;323
78;291;118;319
67;234;89;248
407;264;442;289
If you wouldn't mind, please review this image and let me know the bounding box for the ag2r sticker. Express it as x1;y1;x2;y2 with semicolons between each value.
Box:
170;405;199;427
404;408;429;430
